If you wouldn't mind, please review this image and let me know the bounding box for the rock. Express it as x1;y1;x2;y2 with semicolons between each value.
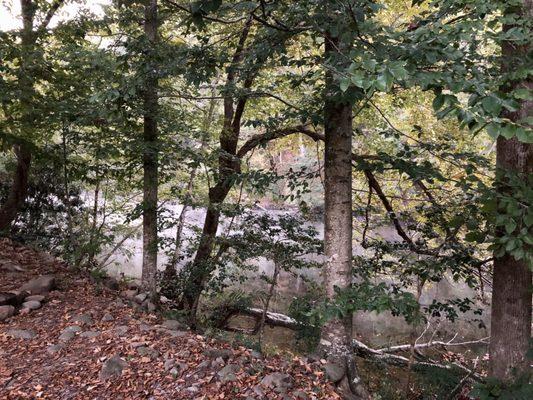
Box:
25;295;45;303
19;275;56;295
0;261;26;272
136;346;160;359
114;325;129;336
294;390;310;400
22;300;41;310
101;313;114;322
113;298;125;307
0;305;15;321
46;344;64;355
7;329;36;339
164;358;175;371
217;363;239;382
59;331;76;343
62;325;83;334
71;313;93;326
103;277;119;291
144;300;157;312
99;355;127;380
261;373;294;392
204;348;233;362
80;331;100;338
127;282;139;290
324;362;345;383
134;293;148;304
162;319;186;331
0;292;24;306
121;290;137;300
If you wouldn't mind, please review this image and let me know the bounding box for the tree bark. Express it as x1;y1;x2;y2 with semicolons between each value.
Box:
180;17;253;323
141;0;159;299
488;0;533;382
0;145;31;232
320;33;368;400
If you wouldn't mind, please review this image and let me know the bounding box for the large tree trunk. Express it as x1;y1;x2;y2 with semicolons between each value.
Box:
141;0;159;298
320;34;368;399
0;145;31;232
489;0;532;382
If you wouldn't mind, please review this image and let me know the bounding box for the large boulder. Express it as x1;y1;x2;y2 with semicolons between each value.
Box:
0;305;15;321
19;275;56;295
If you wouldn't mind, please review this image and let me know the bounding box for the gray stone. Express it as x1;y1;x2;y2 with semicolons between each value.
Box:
261;373;294;392
62;325;83;334
204;348;233;361
324;362;344;383
46;344;64;355
99;355;127;380
121;289;137;300
0;305;15;321
71;313;93;325
59;331;76;343
80;331;100;338
162;319;186;331
134;293;148;304
7;329;36;339
113;298;125;307
136;346;160;358
164;358;176;371
25;295;45;303
22;300;41;310
293;390;310;400
19;275;56;295
114;325;129;336
101;313;114;322
217;364;240;382
144;300;157;312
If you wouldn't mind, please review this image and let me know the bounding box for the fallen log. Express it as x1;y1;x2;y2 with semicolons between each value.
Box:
217;307;484;382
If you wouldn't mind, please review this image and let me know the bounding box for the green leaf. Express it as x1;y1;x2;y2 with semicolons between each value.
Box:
375;71;393;92
339;78;349;93
432;94;445;111
486;123;500;139
350;71;366;88
505;219;517;234
481;96;502;115
516;128;533;143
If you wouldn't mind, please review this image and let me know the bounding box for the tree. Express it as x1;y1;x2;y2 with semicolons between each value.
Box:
141;0;159;298
319;4;368;398
0;0;65;231
489;0;532;382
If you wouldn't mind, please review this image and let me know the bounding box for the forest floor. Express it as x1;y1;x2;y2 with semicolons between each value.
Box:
0;239;337;400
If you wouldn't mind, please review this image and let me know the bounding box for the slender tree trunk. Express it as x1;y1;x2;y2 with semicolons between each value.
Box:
489;0;533;382
0;144;31;232
0;1;36;232
180;17;253;324
141;0;159;299
258;259;281;351
320;33;368;400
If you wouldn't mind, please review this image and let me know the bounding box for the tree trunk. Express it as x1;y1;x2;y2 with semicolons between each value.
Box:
320;34;368;400
0;1;37;233
0;145;31;232
179;17;253;324
489;139;532;380
488;0;533;383
141;0;159;299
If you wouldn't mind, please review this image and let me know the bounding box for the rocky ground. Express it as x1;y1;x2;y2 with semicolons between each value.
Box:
0;239;338;399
